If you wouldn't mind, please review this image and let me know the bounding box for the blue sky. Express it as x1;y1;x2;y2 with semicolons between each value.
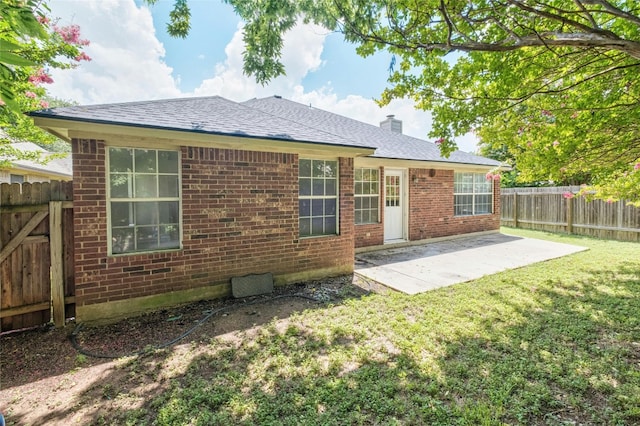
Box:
46;0;477;152
142;0;392;98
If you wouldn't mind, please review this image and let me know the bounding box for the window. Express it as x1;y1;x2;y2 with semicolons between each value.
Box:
355;168;379;224
10;174;24;184
108;147;180;254
299;159;338;237
454;172;493;216
385;174;400;207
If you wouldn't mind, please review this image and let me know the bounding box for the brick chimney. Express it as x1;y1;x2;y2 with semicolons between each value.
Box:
380;114;402;134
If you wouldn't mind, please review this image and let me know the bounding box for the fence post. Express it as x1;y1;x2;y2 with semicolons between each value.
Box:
617;201;624;231
566;196;573;234
49;200;65;327
513;193;518;228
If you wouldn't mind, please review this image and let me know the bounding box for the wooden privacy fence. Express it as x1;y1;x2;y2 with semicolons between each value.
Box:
0;181;75;332
501;186;640;242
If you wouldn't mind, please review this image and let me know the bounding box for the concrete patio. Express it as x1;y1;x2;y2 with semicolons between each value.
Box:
354;232;588;295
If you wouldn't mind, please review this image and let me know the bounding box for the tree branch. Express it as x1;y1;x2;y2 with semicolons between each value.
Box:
505;0;614;36
573;0;599;28
582;0;640;26
439;0;454;48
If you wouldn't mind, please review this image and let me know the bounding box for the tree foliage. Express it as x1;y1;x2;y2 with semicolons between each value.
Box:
0;0;90;164
150;1;640;203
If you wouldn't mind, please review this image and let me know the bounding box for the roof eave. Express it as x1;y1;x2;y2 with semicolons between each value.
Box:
357;155;506;170
30;115;377;157
7;163;72;178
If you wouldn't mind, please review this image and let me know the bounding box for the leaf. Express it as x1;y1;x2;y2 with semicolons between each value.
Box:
0;40;24;52
0;85;19;112
0;51;37;67
0;63;17;80
17;8;46;38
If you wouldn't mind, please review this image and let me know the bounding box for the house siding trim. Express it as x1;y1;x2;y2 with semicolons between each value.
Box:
354;156;505;172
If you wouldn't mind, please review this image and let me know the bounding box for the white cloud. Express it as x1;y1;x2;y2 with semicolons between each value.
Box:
192;23;436;141
288;87;478;152
193;22;478;152
193;22;327;100
43;2;478;152
47;0;180;105
289;87;424;135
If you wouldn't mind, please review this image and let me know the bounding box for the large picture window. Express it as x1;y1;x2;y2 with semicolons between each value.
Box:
355;168;379;224
454;172;493;216
299;159;338;237
108;148;181;254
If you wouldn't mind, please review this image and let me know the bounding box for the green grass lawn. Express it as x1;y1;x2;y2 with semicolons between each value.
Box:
118;228;640;425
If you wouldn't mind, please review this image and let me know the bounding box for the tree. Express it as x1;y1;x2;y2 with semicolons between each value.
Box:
148;0;640;203
0;0;90;166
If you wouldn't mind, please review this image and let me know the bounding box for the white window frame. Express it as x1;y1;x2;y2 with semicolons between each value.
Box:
298;158;339;237
454;172;494;216
107;147;182;255
355;167;380;224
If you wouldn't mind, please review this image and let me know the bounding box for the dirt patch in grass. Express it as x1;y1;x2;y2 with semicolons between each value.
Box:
0;275;367;425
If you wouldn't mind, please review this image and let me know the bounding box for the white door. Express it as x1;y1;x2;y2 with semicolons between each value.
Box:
384;170;405;241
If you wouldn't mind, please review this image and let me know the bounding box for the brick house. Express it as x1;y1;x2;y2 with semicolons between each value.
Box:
0;141;72;183
30;96;502;322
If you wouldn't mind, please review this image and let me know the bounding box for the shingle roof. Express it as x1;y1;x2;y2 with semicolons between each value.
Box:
3;141;72;178
243;96;500;167
29;95;500;167
28;96;370;150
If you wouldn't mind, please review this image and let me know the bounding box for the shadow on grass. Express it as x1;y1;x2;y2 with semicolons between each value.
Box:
0;278;372;423
3;257;640;425
434;259;640;425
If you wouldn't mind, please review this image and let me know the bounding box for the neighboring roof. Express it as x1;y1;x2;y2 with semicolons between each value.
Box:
28;96;374;150
4;141;72;178
28;95;500;167
244;96;500;167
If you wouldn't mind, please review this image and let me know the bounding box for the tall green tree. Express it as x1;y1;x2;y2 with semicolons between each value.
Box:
148;0;640;203
0;0;90;165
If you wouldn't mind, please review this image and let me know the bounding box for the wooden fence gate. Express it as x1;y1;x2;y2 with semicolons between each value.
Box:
0;181;75;332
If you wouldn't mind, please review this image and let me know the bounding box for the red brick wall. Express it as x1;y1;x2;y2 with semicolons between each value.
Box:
354;167;501;248
354;223;385;248
72;139;354;309
408;168;500;240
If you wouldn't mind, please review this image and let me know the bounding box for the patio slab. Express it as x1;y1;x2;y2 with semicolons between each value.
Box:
354;233;588;295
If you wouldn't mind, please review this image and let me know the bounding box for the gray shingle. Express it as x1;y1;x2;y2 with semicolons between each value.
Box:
29;96;371;150
243;96;500;167
29;95;500;167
